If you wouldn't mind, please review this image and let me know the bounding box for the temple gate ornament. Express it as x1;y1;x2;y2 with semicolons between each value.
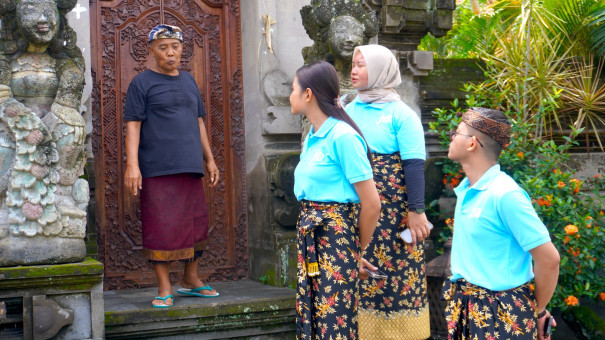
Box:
0;0;88;266
362;0;455;50
300;0;378;93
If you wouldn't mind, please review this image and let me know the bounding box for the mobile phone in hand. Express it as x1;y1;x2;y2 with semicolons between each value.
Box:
543;315;554;336
366;268;388;279
398;222;434;243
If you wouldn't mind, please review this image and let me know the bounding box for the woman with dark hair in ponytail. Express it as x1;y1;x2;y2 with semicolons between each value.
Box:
347;45;431;339
291;61;381;340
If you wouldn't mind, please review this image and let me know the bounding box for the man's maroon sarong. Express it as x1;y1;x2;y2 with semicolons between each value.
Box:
140;173;209;261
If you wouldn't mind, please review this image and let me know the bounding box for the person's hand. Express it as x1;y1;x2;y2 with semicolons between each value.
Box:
359;258;377;280
124;164;142;196
537;309;556;339
205;160;219;187
407;211;431;245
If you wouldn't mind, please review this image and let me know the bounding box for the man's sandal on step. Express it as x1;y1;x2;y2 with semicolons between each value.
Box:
152;295;174;308
177;285;219;298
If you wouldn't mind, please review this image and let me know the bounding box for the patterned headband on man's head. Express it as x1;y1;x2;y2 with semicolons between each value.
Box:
461;109;511;147
148;24;183;43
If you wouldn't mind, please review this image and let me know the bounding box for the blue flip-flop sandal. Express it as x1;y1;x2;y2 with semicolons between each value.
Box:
152;295;174;308
177;285;219;298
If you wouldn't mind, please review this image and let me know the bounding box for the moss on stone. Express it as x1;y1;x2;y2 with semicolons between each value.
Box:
258;268;276;286
0;257;103;278
0;257;103;290
105;297;295;326
568;305;605;339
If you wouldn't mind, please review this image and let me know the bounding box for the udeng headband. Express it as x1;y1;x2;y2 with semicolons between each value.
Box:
148;24;183;43
461;109;511;147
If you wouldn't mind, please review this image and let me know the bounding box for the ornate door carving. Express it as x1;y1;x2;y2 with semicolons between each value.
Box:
90;0;247;289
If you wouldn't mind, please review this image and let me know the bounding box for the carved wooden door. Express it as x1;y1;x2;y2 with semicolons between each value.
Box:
90;0;247;290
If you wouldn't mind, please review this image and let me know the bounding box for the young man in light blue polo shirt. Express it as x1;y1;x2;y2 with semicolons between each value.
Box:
444;107;560;340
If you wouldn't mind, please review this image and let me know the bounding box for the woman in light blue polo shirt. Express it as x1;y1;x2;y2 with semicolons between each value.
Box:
347;45;431;339
291;61;381;340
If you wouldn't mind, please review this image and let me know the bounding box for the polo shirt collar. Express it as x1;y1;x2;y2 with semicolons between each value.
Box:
454;164;501;194
309;116;338;138
352;96;387;109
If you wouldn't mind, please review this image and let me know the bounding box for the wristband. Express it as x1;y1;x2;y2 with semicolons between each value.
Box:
537;309;547;318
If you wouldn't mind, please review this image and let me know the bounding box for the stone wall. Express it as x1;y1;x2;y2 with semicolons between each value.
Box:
64;0;97;259
419;58;486;157
241;0;312;287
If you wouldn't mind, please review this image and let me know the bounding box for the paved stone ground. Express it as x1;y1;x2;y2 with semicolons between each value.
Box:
104;280;295;312
104;280;296;339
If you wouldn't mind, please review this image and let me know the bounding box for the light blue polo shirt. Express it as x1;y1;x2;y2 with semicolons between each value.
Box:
294;116;373;203
345;97;426;160
450;164;551;291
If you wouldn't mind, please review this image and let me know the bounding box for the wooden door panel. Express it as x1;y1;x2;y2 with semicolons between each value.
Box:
91;0;247;290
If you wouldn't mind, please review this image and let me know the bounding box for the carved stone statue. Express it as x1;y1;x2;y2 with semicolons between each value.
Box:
327;16;364;90
0;0;88;265
300;0;377;94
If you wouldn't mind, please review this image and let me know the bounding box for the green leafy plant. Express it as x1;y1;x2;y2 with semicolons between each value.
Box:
421;0;605;58
560;56;605;150
541;0;605;57
589;7;605;55
419;0;513;58
422;0;605;150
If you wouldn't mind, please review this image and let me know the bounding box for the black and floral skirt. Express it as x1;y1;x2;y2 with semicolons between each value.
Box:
296;200;361;340
358;152;430;340
442;279;538;340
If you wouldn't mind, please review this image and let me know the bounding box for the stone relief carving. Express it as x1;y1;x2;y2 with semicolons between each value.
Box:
262;69;301;135
32;295;74;339
361;0;455;48
268;153;300;229
0;0;87;265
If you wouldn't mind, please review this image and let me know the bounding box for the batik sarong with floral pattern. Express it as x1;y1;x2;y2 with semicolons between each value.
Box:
296;200;361;340
358;153;430;340
442;279;538;340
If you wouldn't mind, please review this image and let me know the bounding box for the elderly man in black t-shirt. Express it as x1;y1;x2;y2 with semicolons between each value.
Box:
124;24;220;308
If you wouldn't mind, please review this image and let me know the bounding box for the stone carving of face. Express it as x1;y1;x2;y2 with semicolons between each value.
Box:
328;16;364;60
17;0;60;45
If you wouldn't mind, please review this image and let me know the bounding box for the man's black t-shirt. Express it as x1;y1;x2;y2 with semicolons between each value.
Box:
124;70;207;178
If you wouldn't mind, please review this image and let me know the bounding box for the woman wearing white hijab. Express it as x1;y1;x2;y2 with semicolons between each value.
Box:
346;45;431;339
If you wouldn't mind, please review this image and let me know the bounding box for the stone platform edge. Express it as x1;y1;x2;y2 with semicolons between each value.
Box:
105;292;295;339
0;257;104;292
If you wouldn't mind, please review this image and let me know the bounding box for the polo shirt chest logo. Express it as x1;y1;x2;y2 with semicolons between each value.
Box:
469;207;482;219
376;115;392;125
311;151;325;162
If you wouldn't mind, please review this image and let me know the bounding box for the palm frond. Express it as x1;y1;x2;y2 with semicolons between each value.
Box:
560;56;605;150
588;7;605;56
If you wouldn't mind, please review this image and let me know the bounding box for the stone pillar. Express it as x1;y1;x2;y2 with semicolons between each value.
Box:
242;0;313;288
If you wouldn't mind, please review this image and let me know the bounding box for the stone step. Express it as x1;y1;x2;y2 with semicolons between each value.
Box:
104;280;296;339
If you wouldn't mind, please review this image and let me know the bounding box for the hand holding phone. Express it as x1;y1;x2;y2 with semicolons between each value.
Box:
366;268;388;279
543;316;554;337
399;222;433;243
